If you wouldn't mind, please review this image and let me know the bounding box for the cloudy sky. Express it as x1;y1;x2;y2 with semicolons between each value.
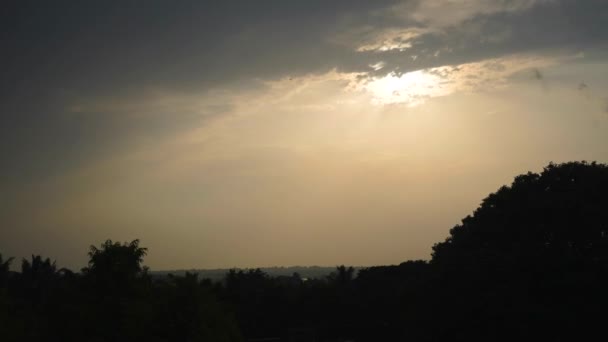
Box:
2;0;608;270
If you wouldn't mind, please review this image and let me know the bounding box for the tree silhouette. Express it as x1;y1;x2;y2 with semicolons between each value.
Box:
432;161;608;266
152;272;242;342
80;240;151;341
328;265;355;286
3;161;608;341
430;161;608;341
21;255;57;282
0;253;14;338
83;239;148;280
0;254;13;287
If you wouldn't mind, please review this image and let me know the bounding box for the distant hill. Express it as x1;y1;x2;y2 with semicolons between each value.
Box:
151;266;363;281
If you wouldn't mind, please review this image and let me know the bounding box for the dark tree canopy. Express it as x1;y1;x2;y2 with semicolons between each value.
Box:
0;254;13;287
21;255;57;277
432;161;608;267
3;161;608;341
428;161;608;342
83;239;148;280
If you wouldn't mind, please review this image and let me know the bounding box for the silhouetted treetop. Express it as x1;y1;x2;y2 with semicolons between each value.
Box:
82;239;148;282
20;255;59;290
0;254;13;286
21;255;56;275
0;254;13;274
432;161;608;267
328;265;355;286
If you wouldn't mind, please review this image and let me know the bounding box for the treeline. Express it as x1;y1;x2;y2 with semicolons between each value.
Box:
0;240;241;341
2;161;608;341
151;266;347;282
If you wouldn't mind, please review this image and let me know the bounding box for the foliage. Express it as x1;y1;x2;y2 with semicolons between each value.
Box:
432;161;608;267
83;239;148;281
2;161;608;341
0;241;241;342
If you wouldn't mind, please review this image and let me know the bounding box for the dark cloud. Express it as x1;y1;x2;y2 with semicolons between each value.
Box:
1;0;608;186
0;1;399;96
3;0;607;95
379;1;608;76
1;0;401;184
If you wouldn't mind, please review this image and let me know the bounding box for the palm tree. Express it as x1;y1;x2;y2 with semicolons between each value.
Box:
20;255;59;293
21;255;57;278
0;254;13;272
82;239;149;296
329;265;355;286
0;253;14;286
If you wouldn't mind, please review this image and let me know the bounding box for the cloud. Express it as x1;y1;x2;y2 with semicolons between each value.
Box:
354;28;426;52
2;0;608;231
350;53;563;106
3;0;605;102
394;0;553;28
4;0;607;183
345;0;606;79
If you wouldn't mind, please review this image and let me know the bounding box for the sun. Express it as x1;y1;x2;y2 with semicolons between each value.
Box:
365;70;447;106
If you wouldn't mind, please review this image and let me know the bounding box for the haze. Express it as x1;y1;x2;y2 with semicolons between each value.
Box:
2;0;608;270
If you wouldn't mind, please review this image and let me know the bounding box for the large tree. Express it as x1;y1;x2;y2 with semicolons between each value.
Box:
432;161;608;267
429;161;608;341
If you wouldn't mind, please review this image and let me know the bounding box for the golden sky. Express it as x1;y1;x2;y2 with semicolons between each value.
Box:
2;0;608;270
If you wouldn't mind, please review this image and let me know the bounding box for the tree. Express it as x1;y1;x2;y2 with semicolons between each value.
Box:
80;239;150;340
152;272;242;342
19;255;59;307
328;265;355;286
21;255;57;282
429;161;608;341
83;239;148;287
0;254;13;287
0;253;14;337
432;161;608;267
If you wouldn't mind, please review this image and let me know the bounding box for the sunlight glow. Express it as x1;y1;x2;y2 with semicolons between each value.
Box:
365;70;448;106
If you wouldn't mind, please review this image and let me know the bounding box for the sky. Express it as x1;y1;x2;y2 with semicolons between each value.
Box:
2;0;608;271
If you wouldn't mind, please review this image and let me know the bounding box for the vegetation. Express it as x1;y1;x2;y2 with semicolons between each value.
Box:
151;266;347;282
1;161;608;341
